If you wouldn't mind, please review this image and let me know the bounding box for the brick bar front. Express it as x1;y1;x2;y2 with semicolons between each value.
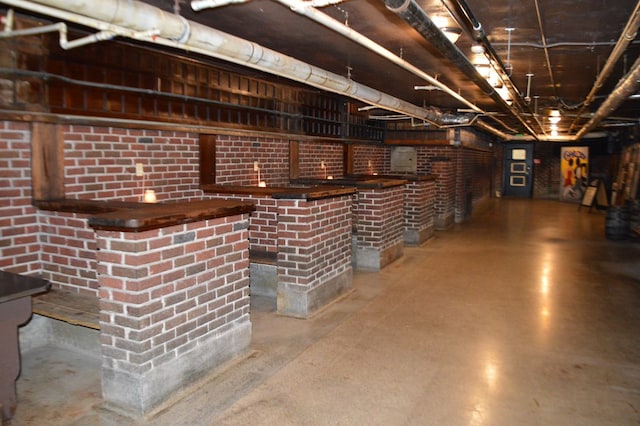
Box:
90;201;253;415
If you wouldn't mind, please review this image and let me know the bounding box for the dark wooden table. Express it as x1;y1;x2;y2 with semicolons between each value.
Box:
0;271;50;420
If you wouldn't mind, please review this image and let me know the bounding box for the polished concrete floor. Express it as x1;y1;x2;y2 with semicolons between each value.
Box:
8;198;640;425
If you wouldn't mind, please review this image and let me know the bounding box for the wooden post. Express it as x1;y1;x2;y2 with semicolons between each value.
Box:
31;122;64;200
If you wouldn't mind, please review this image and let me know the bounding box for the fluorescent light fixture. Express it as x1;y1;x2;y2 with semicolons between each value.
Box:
440;27;462;43
475;64;491;79
431;16;462;44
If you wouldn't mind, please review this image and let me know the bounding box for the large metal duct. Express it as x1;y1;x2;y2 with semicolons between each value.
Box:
575;56;640;140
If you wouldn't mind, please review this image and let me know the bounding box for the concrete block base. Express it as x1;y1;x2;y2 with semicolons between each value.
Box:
403;226;434;246
250;262;278;298
277;268;352;318
435;214;454;230
355;240;404;271
19;314;100;357
102;319;251;416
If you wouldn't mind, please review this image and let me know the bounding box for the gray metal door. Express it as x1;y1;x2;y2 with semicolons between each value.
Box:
503;144;533;197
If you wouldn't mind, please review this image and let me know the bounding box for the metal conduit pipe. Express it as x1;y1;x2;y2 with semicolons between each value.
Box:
274;0;531;135
583;0;640;106
440;0;545;135
4;0;443;125
273;0;483;114
382;0;539;139
569;0;640;133
575;56;640;140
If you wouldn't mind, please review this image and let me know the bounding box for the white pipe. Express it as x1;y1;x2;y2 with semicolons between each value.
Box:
276;0;483;114
191;0;249;12
0;17;161;49
307;0;348;7
0;21;114;49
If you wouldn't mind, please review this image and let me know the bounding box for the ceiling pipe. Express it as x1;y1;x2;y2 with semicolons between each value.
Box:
191;0;249;11
533;0;557;103
1;0;447;125
0;19;161;50
569;0;640;133
382;0;539;139
272;0;532;137
440;0;546;136
575;56;640;140
272;0;483;114
3;0;513;139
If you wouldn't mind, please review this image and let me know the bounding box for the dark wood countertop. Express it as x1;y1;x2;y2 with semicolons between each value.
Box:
290;177;408;189
201;184;357;200
346;174;437;182
87;199;255;232
34;198;255;232
271;185;356;200
34;199;143;215
0;271;50;303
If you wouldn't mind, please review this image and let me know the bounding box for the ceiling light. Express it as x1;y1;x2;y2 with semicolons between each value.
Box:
475;64;491;79
549;116;561;124
440;27;462;44
496;86;511;101
488;69;501;88
471;43;485;54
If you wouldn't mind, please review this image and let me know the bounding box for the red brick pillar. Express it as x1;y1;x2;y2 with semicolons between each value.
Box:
431;156;456;230
95;215;251;415
402;179;436;245
353;186;404;270
276;196;353;318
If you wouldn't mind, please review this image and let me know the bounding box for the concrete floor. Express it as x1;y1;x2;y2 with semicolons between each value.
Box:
8;198;640;425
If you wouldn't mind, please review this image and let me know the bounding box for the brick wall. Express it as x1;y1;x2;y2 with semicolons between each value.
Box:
96;214;251;411
39;211;98;295
533;142;560;199
299;141;343;178
0;121;40;274
216;135;289;186
352;144;388;175
454;148;493;222
64;126;201;202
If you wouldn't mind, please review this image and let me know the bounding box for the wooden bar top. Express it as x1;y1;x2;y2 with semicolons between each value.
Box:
0;271;50;303
34;198;255;232
346;174;437;182
290;177;408;189
34;199;143;215
201;184;357;201
87;199;255;232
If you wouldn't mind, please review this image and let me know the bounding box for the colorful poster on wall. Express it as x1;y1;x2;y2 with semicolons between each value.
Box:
560;146;589;202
